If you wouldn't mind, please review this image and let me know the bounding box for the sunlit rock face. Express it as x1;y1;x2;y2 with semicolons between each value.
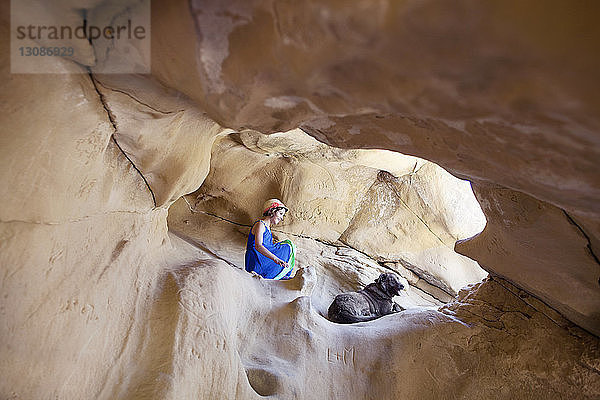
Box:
1;0;600;399
179;128;487;297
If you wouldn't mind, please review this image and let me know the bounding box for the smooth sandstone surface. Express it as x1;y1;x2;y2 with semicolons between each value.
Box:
168;201;444;311
456;184;600;336
111;232;600;400
184;128;487;296
1;0;600;399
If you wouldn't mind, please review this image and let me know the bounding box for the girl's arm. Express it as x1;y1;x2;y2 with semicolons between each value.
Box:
254;222;289;268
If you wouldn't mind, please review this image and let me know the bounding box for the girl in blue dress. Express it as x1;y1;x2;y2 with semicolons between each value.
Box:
245;199;296;279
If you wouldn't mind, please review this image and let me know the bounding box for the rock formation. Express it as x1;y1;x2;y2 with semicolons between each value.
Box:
1;0;599;399
177;128;487;296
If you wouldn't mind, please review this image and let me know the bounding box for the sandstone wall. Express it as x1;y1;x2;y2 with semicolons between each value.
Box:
182;128;487;297
1;0;599;399
1;4;230;395
149;0;600;336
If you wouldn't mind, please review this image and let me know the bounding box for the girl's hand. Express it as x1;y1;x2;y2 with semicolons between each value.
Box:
276;258;289;269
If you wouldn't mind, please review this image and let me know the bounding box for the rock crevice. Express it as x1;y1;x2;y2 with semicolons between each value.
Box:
88;71;158;207
563;210;600;269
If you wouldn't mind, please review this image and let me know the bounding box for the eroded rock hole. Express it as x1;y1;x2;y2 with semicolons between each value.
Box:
245;367;281;397
167;128;487;313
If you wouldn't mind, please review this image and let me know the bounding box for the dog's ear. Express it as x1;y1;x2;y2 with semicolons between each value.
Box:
376;273;388;292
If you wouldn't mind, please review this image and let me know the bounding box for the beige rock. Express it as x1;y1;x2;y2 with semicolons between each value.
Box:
1;0;599;398
92;74;232;207
167;202;441;313
198;128;384;241
188;128;487;296
144;238;600;399
456;183;600;336
0;28;167;398
0;6;223;398
152;0;600;215
147;0;600;336
340;165;487;294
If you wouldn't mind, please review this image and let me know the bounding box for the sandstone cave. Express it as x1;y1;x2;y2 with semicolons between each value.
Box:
1;1;599;399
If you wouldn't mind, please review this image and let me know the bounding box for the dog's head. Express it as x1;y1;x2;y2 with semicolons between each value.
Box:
375;273;405;297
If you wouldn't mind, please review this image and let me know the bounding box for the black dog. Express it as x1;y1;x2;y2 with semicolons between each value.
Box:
328;273;405;324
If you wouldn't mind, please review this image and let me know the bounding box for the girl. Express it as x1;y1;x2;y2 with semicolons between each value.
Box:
245;199;296;279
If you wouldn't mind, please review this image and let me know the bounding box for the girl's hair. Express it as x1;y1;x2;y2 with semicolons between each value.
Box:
263;207;286;217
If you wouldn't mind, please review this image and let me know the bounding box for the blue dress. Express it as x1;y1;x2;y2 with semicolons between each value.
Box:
245;221;295;279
